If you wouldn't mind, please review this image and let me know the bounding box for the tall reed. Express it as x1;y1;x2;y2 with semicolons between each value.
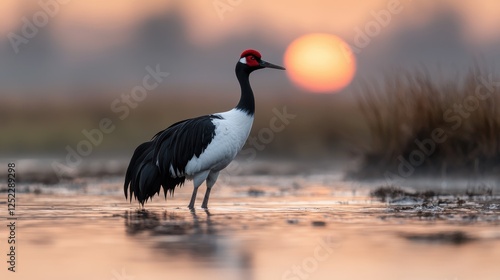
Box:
352;66;500;179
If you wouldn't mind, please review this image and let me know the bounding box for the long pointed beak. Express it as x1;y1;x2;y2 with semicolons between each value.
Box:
260;60;286;70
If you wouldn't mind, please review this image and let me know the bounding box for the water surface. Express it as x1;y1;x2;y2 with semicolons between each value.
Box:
1;175;500;280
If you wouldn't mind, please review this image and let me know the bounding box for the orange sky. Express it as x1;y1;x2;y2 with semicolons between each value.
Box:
1;0;499;92
1;0;500;53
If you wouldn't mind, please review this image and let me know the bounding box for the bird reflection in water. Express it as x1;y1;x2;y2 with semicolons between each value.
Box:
124;209;212;236
123;209;253;278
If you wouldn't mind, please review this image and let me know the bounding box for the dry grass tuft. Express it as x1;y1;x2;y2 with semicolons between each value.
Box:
351;65;500;179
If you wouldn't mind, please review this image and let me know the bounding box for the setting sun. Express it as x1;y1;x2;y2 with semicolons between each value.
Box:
284;33;356;93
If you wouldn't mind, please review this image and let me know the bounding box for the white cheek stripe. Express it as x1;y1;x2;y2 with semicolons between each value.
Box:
239;57;247;64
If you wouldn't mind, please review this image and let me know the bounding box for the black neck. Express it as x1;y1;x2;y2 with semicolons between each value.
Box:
235;63;255;116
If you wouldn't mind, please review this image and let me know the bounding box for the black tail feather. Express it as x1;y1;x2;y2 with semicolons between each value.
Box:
124;140;185;205
124;115;216;206
124;142;150;200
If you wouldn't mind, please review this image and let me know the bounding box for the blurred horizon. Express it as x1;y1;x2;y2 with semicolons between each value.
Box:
3;0;500;176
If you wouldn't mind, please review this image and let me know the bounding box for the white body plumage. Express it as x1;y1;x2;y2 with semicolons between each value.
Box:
184;109;254;178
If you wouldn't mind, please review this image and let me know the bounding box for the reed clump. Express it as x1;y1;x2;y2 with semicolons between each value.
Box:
352;66;500;179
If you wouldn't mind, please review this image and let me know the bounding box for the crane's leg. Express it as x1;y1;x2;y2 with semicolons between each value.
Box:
188;170;210;209
201;171;219;209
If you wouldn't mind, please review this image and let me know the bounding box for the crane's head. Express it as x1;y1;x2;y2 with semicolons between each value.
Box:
238;49;285;72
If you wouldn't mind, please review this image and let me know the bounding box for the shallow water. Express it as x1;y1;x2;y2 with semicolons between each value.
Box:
1;175;500;280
